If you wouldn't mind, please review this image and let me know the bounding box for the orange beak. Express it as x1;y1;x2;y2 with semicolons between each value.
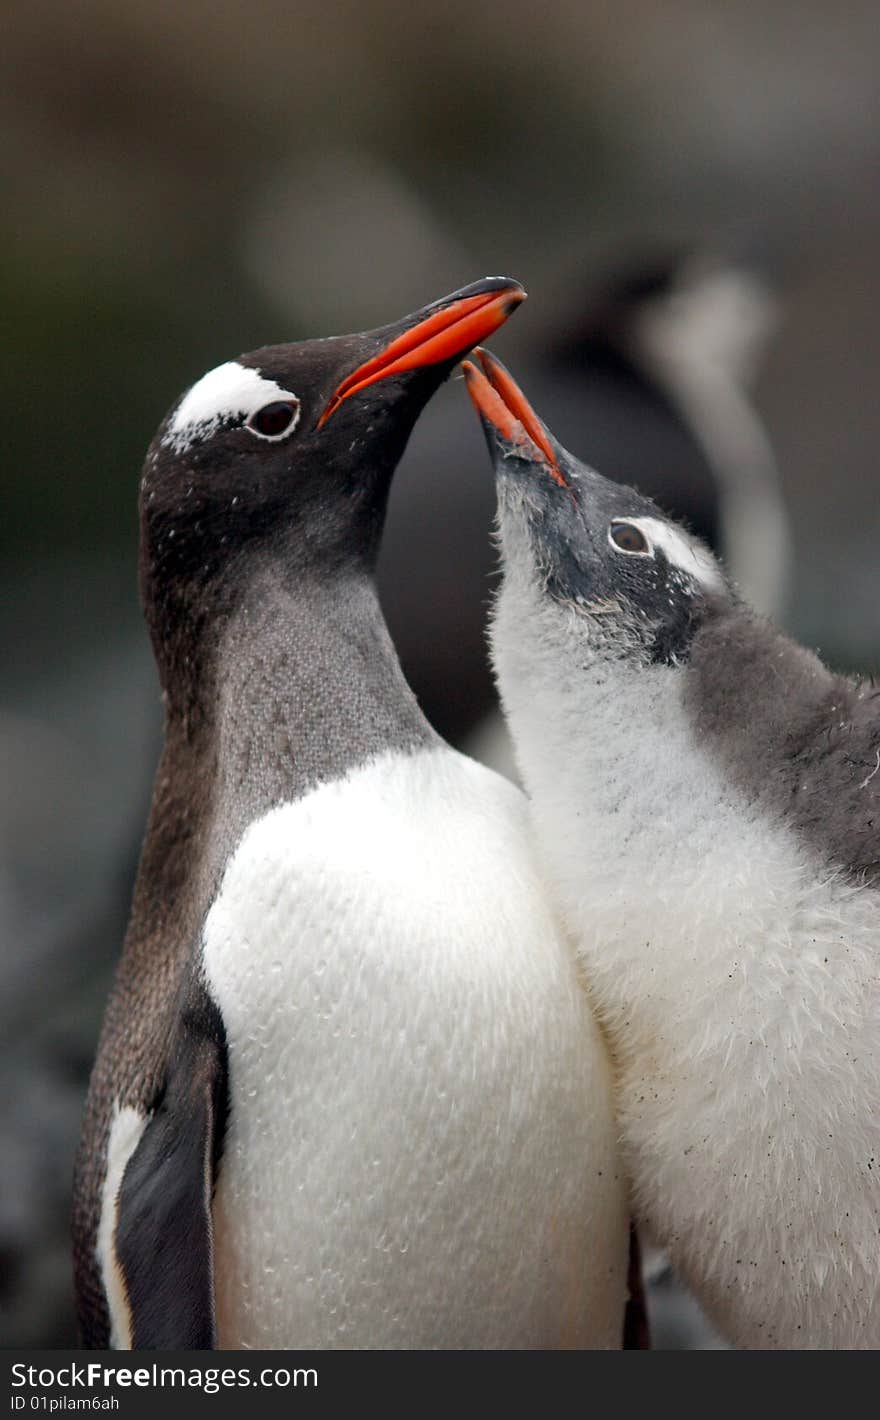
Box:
461;347;567;487
317;283;526;429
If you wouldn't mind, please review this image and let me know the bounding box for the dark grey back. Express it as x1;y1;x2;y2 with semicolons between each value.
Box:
685;607;880;883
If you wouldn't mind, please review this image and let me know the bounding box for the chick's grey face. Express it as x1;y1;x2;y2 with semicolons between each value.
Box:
496;453;730;668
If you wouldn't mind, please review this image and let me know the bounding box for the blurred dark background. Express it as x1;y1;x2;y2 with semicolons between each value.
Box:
3;0;878;1349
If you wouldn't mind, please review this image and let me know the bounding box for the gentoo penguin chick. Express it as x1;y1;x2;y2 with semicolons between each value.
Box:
463;348;880;1349
72;282;628;1350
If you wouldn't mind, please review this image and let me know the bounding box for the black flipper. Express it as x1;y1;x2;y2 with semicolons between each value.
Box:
623;1223;651;1349
114;985;228;1350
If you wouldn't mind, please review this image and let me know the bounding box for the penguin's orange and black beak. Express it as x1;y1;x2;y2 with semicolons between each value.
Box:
317;279;525;429
462;347;568;488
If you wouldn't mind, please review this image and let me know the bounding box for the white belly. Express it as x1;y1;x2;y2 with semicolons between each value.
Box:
202;746;627;1349
500;654;880;1348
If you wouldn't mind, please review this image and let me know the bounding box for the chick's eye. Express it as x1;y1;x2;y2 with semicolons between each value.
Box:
610;522;650;554
248;400;300;440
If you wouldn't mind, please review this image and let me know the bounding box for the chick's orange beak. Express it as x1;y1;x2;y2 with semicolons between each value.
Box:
461;347;567;487
317;284;526;429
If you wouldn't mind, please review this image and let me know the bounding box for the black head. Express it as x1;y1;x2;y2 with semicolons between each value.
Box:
140;279;524;668
462;348;735;666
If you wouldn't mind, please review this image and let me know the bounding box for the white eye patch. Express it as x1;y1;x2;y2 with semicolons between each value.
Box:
610;515;724;593
162;361;300;454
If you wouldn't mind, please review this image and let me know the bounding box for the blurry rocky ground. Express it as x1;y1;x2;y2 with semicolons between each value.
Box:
2;0;879;1348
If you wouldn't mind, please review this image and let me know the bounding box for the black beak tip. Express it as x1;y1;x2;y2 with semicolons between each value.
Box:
436;275;525;310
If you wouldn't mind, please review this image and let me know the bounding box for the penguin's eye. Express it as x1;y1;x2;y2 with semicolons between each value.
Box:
247;400;301;441
609;522;651;555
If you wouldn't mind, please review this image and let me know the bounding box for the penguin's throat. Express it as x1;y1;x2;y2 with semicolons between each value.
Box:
225;567;427;774
502;646;699;849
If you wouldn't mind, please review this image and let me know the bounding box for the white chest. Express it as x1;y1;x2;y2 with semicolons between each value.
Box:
201;747;627;1349
502;656;880;1348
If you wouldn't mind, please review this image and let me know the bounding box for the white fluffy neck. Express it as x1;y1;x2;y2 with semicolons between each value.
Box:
496;638;762;1033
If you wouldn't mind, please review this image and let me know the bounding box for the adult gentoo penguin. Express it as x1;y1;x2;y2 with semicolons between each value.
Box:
462;348;880;1349
72;280;629;1350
